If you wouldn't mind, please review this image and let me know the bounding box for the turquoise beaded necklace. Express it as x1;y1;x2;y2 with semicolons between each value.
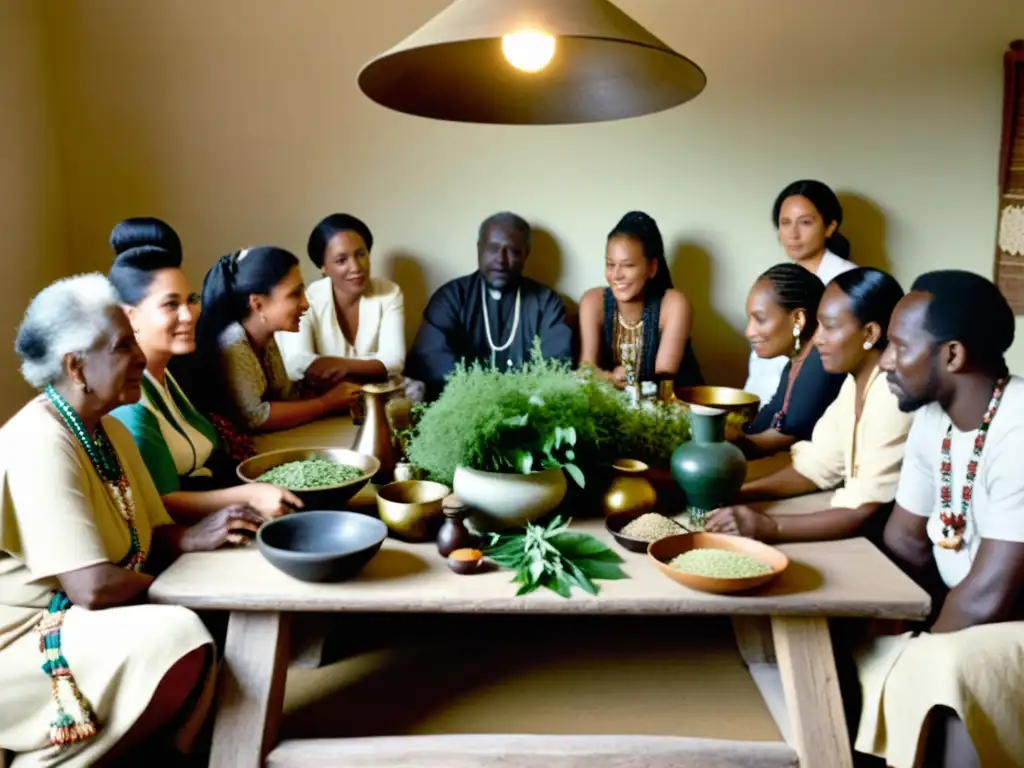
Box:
38;385;146;746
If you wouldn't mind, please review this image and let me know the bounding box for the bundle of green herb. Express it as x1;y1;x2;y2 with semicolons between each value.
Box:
485;516;628;598
405;340;690;485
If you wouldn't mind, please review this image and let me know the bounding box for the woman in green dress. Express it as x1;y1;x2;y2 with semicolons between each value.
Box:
0;273;265;766
107;218;302;523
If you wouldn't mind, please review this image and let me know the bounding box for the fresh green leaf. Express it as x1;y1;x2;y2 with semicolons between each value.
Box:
563;462;585;488
549;532;623;561
527;558;545;585
549;572;573;598
563;560;600;595
573;558;629;581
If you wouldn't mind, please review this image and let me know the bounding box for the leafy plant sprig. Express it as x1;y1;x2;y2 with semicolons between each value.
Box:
485;516;628;598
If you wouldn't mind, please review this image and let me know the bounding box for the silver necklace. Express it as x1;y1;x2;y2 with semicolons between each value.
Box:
481;282;521;369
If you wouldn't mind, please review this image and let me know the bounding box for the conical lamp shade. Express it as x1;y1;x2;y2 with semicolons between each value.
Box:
358;0;706;125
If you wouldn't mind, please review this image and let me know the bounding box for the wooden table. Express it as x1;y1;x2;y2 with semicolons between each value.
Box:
150;519;930;768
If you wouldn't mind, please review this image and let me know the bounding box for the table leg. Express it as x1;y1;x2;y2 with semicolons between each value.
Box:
209;611;291;768
771;616;853;768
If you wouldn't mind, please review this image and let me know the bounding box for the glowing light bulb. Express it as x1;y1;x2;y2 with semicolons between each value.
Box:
501;29;556;73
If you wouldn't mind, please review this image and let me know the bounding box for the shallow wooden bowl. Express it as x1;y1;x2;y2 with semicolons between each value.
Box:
237;447;380;511
647;532;788;594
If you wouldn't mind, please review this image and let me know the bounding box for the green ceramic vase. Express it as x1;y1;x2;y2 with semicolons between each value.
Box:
670;405;746;525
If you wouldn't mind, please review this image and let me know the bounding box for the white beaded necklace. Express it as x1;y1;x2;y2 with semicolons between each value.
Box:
481;282;521;369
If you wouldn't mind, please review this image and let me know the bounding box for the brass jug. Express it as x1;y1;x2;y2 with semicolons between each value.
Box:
351;381;403;483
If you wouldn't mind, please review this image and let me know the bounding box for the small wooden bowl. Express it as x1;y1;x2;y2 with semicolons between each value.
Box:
647;532;788;594
448;548;484;575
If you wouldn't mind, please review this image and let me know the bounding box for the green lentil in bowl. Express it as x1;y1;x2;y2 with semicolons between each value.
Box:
256;459;365;490
667;548;773;579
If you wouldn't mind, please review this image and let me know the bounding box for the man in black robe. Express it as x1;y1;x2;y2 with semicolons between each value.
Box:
405;211;574;399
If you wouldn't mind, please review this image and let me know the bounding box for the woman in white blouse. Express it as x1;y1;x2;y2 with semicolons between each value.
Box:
743;180;857;404
277;214;410;394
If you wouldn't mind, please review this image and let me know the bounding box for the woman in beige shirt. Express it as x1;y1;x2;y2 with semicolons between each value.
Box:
708;267;911;543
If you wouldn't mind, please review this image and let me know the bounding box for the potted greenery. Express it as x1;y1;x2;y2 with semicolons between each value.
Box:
404;342;690;530
453;393;584;531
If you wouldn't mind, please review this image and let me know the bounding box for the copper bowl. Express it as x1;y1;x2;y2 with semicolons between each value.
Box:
237;447;380;511
674;386;760;441
376;480;450;542
648;532;788;594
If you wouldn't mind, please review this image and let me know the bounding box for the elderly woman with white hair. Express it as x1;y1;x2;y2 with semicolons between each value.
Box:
0;274;265;766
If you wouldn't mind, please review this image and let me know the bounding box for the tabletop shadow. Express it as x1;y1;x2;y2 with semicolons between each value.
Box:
756;560;823;596
359;549;431;580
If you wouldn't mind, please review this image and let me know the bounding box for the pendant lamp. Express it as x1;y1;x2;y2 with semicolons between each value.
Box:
357;0;706;125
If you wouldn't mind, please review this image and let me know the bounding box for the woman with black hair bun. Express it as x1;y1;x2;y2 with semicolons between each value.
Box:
107;218;304;522
744;180;857;405
195;245;360;434
710;268;912;544
578;211;703;390
276;213;423;401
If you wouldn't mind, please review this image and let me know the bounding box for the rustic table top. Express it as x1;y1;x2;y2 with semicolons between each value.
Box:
150;518;930;620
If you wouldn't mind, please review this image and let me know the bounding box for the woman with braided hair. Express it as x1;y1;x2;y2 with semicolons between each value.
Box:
578;211;703;388
739;262;846;458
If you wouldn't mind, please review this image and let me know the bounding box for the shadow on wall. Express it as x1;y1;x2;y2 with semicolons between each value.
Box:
837;193;891;274
526;227;580;341
382;251;429;350
669;241;749;388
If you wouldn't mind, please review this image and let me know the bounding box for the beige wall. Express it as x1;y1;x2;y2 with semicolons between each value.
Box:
5;0;1022;415
0;0;68;420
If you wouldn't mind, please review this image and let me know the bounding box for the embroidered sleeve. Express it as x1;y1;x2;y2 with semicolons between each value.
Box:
219;335;272;428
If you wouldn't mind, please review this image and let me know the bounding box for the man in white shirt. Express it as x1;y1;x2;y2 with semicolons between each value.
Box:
852;270;1024;768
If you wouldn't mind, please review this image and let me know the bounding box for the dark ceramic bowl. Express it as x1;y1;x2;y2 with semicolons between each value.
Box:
237;447;380;511
605;514;686;553
257;510;387;583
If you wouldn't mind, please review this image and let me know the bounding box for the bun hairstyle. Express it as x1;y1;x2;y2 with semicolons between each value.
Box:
772;180;852;261
195;246;299;356
830;267;904;350
607;211;674;298
757;262;826;341
307;213;374;269
107;217;183;305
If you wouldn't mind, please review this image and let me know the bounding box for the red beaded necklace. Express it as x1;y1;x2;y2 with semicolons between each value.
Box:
937;376;1008;551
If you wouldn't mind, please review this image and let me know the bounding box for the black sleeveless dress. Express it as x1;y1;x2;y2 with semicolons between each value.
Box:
600;288;704;387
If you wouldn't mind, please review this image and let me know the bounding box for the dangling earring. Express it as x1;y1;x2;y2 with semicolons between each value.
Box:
792;325;802;354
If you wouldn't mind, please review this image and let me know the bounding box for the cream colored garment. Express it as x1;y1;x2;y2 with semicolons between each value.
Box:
789;366;913;509
277;276;406;380
855;622;1024;767
854;376;1024;767
0;399;214;766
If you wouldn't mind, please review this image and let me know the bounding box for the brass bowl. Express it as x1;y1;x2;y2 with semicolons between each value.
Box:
376;480;450;542
675;386;761;441
237;447;380;511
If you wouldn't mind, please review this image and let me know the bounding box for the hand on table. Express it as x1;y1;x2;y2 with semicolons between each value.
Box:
705;505;779;542
319;381;362;414
181;504;266;551
243;482;303;519
304;357;349;389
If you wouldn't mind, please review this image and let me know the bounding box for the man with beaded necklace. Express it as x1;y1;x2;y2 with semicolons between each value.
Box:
405;211;574;400
851;271;1024;768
